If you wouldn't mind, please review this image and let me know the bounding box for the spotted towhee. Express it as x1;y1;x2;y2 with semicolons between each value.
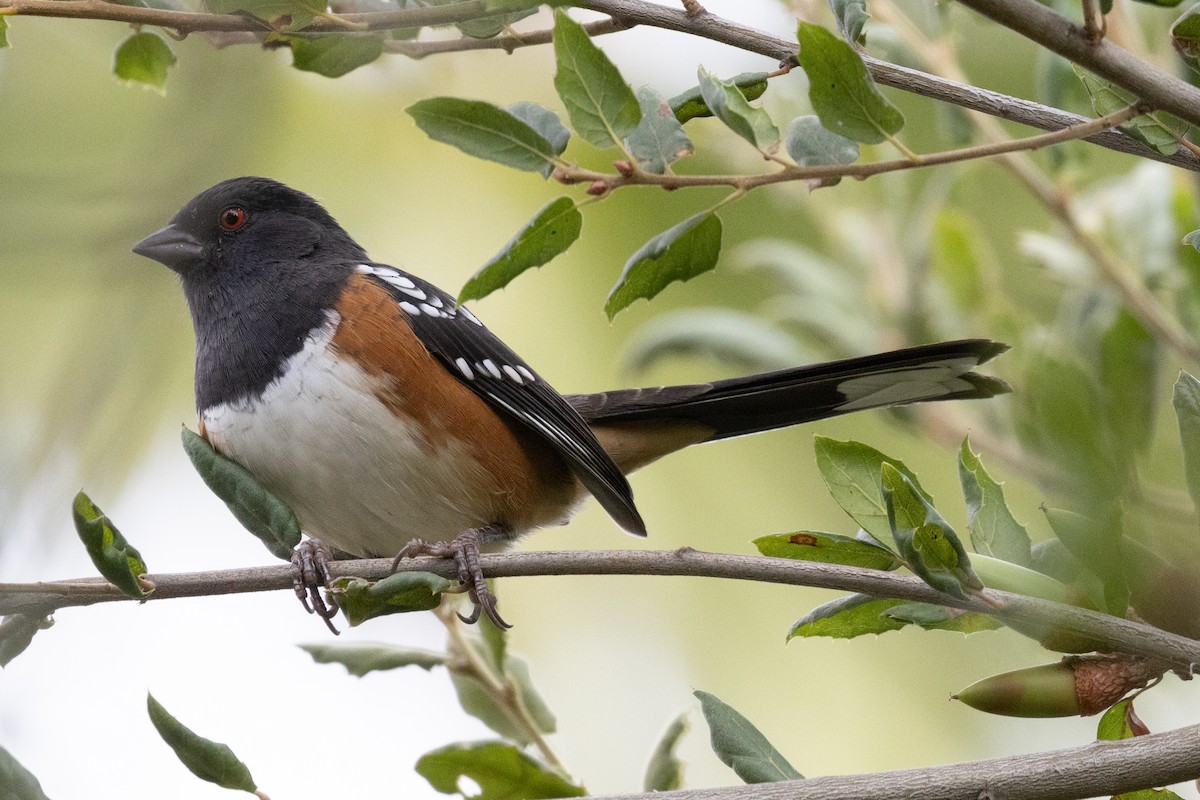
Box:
133;176;1008;629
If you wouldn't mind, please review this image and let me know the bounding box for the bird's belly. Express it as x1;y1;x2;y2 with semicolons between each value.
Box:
200;330;529;557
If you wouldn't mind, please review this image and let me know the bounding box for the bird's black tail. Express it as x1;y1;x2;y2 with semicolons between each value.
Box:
571;339;1009;441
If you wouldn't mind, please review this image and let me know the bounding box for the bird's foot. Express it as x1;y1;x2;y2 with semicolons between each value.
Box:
392;527;511;629
291;538;340;635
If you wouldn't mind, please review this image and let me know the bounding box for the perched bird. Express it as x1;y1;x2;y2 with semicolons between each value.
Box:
134;176;1008;629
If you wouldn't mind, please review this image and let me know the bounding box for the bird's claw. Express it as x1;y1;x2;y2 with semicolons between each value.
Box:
291;539;340;635
392;528;511;629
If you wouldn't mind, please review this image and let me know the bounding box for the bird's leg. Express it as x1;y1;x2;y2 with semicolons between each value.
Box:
391;526;513;629
291;538;344;635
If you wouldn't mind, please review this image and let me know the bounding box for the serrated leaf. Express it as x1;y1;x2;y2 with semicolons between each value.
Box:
644;714;689;792
694;691;803;783
605;212;722;319
753;531;900;570
789;594;909;639
0;614;54;668
456;4;536;38
1042;507;1128;616
1172;4;1200;74
784;115;859;168
182;427;301;560
696;66;779;151
506;102;570;178
829;0;869;42
205;0;325;29
626;87;694;174
882;463;981;599
0;745;51;800
1074;66;1188;155
459;197;582;303
332;572;453;625
450;647;556;744
624;308;811;374
147;694;257;792
113;32;176;91
552;8;640;148
72;491;152;599
669;72;769;124
407;97;558;173
812;436;932;546
416;741;585;799
958;438;1033;566
797;21;904;144
882;602;1002;633
1174;371;1200;512
289;33;384;77
299;642;446;676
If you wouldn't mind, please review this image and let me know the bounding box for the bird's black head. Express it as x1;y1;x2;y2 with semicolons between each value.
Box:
134;177;369;410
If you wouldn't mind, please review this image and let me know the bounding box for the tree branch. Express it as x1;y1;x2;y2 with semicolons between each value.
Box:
385;16;629;56
587;722;1200;800
4;549;1199;669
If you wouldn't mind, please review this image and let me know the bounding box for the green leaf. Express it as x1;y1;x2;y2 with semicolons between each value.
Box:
459;197;582;303
753;531;900;570
147;694;257;792
1173;371;1200;512
931;209;986;310
696;66;780;151
1129;0;1184;7
1097;698;1138;740
625;87;694;174
407;97;558;173
829;0;869;42
971;553;1079;606
957;438;1033;566
784;115;859;167
882;463;982;599
0;745;51;800
1100;309;1159;455
182;427;302;560
797;21;904;144
332;572;453;625
205;0;325;29
1114;791;1186;800
0;18;9;49
416;741;585;799
112;32;176;91
694;690;803;783
552;8;641;149
812;436;932;546
0;614;54;668
299;642;446;676
72;491;152;599
450;647;556;744
1042;507;1128;616
456;4;536;38
882;602;1002;633
644;714;689;792
1074;66;1188;155
1185;229;1200;253
605;212;722;319
789;594;908;639
289;34;384;77
1172;4;1200;75
506;102;570;178
479;611;508;675
669;72;769;124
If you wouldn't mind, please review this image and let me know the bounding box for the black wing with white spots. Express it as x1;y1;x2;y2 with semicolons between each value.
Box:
356;264;646;537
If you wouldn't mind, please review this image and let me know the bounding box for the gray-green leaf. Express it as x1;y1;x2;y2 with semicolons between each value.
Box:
299;642;447;676
289;34;384;78
0;744;51;800
784;115;860;168
72;491;152;599
789;594;908;639
797;21;904;144
332;572;453;625
1174;371;1200;513
407;97;559;173
669;72;769;124
416;741;585;799
605;212;722;319
696;66;780;151
1074;65;1187;155
753;531;900;570
644;714;689;792
626;87;694;174
829;0;869;43
449;645;556;744
0;614;54;668
113;32;176;91
147;694;257;792
813;435;932;546
552;8;641;148
459;197;582;303
694;690;803;783
182;427;301;560
958;438;1033;566
506;102;570;178
1172;4;1200;75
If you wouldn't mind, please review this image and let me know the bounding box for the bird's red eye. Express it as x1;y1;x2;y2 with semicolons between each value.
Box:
218;207;247;231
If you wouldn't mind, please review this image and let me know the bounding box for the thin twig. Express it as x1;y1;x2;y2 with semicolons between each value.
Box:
1081;0;1106;45
385;17;629;57
5;548;1200;668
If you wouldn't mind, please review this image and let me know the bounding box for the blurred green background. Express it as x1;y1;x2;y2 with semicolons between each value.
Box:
2;1;1198;797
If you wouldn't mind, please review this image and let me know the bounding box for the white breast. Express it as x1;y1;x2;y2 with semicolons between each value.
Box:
200;314;509;557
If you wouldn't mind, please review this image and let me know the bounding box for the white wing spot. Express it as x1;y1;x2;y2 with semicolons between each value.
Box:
516;366;536;382
502;365;523;383
460;307;483;326
398;301;421;316
428;295;444;308
355;264;373;274
419;302;443;317
482;359;502;379
399;285;426;300
455;358;474;379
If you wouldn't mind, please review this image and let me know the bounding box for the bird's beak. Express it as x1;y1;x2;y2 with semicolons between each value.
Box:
132;223;206;273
